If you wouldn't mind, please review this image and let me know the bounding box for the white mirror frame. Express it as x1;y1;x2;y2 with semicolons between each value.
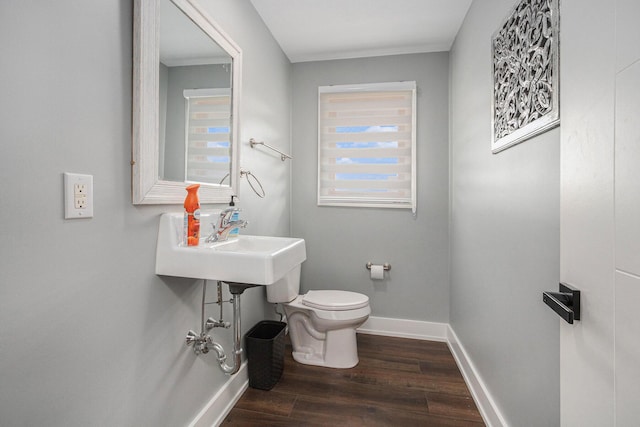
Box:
132;0;242;204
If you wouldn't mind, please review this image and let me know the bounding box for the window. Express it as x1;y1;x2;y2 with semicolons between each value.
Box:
183;88;231;185
318;81;416;213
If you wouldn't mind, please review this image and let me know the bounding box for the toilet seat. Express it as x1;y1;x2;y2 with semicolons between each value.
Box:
302;290;369;311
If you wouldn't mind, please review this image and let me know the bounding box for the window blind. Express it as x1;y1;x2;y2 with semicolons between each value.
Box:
183;88;232;185
318;81;416;212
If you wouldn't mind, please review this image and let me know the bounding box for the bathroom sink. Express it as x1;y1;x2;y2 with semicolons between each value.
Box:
155;213;306;284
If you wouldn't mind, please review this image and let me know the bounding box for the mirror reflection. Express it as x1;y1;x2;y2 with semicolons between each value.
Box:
159;0;233;186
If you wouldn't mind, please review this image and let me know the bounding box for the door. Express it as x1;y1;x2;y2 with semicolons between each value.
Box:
560;0;640;426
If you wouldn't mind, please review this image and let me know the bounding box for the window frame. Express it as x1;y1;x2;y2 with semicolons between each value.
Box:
317;81;417;213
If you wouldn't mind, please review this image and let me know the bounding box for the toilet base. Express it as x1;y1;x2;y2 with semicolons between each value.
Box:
291;327;360;369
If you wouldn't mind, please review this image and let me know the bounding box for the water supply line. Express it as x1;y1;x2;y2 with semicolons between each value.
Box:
274;303;285;322
204;281;231;330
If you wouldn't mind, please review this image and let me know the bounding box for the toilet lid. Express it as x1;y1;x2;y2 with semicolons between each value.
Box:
302;290;369;311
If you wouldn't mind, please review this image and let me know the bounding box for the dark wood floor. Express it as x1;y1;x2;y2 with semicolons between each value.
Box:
223;333;485;426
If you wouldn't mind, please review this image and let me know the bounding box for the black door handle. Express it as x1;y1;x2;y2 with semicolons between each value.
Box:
543;283;580;324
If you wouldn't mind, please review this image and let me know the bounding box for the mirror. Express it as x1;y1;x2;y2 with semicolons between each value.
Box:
133;0;242;204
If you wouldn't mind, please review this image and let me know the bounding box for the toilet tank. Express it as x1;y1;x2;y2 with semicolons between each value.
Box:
266;265;301;303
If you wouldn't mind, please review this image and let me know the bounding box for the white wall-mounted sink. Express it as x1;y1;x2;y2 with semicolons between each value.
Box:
155;213;306;284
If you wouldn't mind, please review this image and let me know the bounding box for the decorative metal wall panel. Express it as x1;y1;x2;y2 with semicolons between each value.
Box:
491;0;559;153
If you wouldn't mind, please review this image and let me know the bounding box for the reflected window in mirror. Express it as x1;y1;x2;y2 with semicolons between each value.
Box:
183;88;231;184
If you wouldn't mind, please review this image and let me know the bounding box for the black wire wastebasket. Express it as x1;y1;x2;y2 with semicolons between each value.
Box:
245;320;286;390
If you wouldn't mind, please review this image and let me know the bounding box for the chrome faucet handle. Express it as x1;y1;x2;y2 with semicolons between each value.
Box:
185;330;198;346
216;219;248;242
206;317;231;330
218;207;240;227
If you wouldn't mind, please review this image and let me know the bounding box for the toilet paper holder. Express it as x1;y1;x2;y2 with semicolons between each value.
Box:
365;262;391;271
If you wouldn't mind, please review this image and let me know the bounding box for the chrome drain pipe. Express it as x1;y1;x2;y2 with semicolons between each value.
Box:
207;294;242;374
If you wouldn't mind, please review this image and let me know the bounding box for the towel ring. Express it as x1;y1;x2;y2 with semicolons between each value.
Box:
217;170;266;198
240;169;266;198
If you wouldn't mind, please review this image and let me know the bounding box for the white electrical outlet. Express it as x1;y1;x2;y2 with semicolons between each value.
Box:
64;172;93;219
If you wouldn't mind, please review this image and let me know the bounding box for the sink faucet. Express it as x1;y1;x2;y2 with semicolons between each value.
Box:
205;207;248;243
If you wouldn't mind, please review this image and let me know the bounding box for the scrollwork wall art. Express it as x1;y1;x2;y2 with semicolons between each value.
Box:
491;0;559;153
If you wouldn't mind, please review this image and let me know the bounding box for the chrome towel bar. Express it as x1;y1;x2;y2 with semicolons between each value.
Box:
249;138;292;161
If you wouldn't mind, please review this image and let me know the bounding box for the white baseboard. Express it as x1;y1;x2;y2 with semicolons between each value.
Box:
188;317;507;427
446;326;508;427
188;361;248;427
358;315;448;341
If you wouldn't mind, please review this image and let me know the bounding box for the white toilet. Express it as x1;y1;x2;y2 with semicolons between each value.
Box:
266;265;371;369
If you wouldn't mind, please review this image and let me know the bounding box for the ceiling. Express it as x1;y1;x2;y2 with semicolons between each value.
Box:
249;0;473;63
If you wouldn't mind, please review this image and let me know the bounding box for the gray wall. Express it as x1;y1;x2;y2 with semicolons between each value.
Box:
291;53;450;322
0;0;291;425
449;0;560;425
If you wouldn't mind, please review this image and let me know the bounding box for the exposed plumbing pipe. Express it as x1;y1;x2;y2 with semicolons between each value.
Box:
211;294;242;374
217;281;224;321
185;280;243;375
205;281;231;329
200;279;208;333
274;303;285;322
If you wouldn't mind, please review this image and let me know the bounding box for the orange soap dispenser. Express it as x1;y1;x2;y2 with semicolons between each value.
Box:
184;184;201;246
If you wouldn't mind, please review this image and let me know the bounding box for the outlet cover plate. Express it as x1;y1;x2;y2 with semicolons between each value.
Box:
64;172;93;219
